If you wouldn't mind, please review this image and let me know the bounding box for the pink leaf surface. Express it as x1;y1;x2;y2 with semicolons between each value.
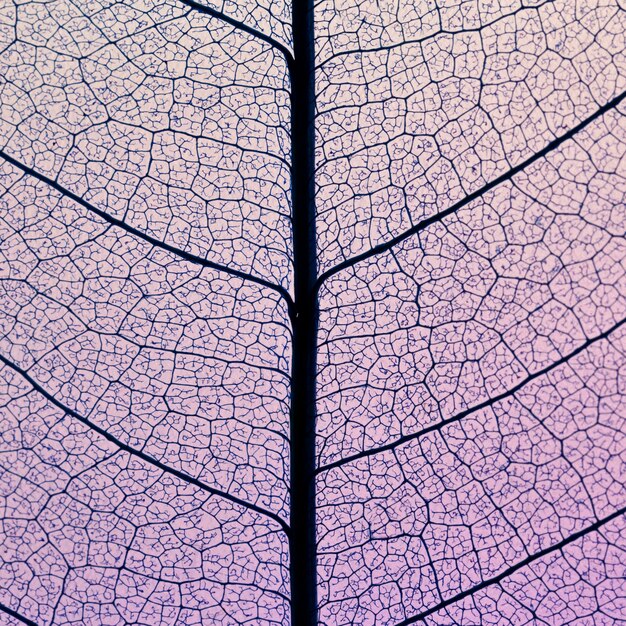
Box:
0;0;624;624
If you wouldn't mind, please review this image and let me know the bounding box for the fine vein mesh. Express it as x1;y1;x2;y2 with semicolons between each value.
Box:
0;363;289;625
1;0;625;624
417;516;626;625
0;156;292;623
0;0;293;289
0;0;292;624
317;107;626;467
0;613;31;626
317;327;625;623
315;0;626;272
0;160;292;518
314;0;626;617
315;104;626;624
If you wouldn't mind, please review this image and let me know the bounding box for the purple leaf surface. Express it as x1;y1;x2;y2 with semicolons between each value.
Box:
0;0;624;624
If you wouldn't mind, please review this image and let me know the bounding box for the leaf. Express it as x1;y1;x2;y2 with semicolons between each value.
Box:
314;0;626;623
0;1;291;623
0;0;624;625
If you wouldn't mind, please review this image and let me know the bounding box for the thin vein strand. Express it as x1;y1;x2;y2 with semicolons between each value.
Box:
315;0;556;67
316;316;626;474
314;90;626;292
177;0;294;70
0;150;295;314
395;507;626;626
0;352;291;535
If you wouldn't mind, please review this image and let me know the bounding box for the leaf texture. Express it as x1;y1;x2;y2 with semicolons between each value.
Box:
314;0;626;624
314;0;626;272
0;0;293;288
0;0;624;624
0;0;292;624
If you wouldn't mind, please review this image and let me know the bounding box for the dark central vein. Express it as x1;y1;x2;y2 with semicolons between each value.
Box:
289;0;319;622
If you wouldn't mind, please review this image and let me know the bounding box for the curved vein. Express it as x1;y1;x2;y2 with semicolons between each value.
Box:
314;90;626;293
0;352;291;535
0;150;295;315
316;316;626;474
